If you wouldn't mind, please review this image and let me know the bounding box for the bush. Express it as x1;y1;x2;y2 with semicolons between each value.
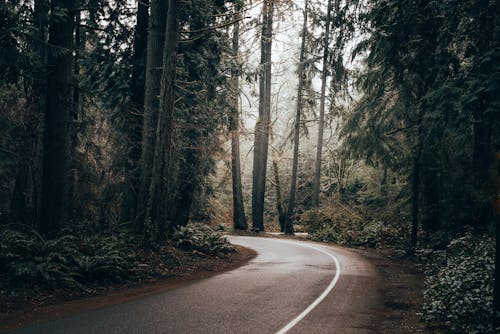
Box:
299;205;363;234
420;231;496;333
0;228;140;288
301;205;404;247
172;223;236;256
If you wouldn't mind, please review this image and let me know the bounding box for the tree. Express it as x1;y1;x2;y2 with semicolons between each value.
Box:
39;0;74;237
493;150;500;326
285;0;309;235
147;0;179;236
251;0;274;231
230;3;248;230
273;160;286;232
136;0;168;230
312;0;333;207
121;0;149;222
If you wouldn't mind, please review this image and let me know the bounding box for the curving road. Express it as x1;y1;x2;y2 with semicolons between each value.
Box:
9;236;383;334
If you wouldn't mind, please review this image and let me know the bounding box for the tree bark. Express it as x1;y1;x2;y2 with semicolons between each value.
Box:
420;158;440;232
493;151;500;327
68;2;86;221
410;157;420;251
312;0;333;207
285;0;309;235
381;167;388;200
230;10;247;230
147;0;179;237
273;160;286;232
136;0;167;229
121;0;149;223
39;0;74;237
172;150;199;228
251;0;274;231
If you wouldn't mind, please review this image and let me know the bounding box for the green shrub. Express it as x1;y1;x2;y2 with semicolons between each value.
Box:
0;228;140;288
172;223;236;256
301;206;404;247
299;205;363;234
420;231;496;333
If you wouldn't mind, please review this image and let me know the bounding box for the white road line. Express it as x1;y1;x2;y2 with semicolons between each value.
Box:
271;239;341;334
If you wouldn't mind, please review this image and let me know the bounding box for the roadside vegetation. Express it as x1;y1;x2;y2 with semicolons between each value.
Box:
0;223;235;312
419;231;495;333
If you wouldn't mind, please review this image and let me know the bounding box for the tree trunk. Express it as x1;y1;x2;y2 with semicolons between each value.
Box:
230;11;247;230
409;113;426;250
10;162;31;224
136;0;167;229
172;150;199;228
68;3;85;222
273;160;286;232
147;0;179;237
251;0;274;231
493;151;500;326
420;159;440;232
312;0;333;207
39;0;74;237
410;157;420;251
121;0;149;223
381;167;388;202
473;105;492;225
285;0;309;235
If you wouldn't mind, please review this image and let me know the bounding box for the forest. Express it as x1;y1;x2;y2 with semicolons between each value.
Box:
0;0;499;333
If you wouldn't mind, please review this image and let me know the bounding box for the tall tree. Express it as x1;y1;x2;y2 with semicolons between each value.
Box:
312;0;333;207
147;0;179;236
493;150;500;326
230;3;247;230
136;0;167;230
39;0;74;237
121;0;149;222
251;0;274;231
285;0;309;234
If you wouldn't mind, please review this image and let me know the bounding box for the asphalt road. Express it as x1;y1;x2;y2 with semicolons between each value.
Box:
9;236;383;334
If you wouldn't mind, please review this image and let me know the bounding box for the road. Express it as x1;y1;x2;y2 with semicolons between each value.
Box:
9;236;383;334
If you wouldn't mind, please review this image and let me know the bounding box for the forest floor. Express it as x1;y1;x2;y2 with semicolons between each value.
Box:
0;245;257;332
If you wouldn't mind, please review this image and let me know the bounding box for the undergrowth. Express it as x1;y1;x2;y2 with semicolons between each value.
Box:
418;230;497;334
300;205;405;247
0;222;236;291
0;228;140;289
172;222;236;256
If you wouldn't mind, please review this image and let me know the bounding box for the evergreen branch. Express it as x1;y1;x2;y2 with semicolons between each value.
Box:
386;125;414;136
180;17;251;35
